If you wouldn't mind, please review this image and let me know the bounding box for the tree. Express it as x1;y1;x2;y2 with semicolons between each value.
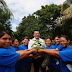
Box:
0;0;13;35
16;4;61;41
16;15;39;41
34;4;61;38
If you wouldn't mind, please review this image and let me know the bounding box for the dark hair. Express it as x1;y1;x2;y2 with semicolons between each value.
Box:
45;37;52;42
55;36;60;38
12;38;16;44
60;35;68;41
0;31;11;38
23;37;29;41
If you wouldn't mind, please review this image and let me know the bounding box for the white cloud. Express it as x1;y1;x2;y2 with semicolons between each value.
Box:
5;0;66;31
11;23;18;31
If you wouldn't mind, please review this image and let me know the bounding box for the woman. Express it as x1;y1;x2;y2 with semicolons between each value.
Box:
17;37;31;72
43;37;60;72
18;37;29;50
45;37;55;49
9;38;19;51
38;35;72;72
0;31;37;72
54;36;63;51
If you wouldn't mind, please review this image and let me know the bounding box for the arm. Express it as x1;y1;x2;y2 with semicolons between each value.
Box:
16;49;37;61
49;48;59;51
38;49;61;58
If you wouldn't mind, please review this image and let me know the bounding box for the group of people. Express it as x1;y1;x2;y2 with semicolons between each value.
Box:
0;31;72;72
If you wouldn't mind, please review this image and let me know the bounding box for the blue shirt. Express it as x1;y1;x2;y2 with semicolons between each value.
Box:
55;43;63;51
15;44;31;72
0;48;20;72
45;45;60;70
45;45;55;49
59;46;72;72
18;45;28;50
9;46;18;51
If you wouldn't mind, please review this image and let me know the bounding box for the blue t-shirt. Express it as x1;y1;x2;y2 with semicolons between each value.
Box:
18;45;28;50
45;45;60;70
9;46;18;51
15;44;31;72
59;46;72;72
55;43;63;51
45;45;55;49
0;48;20;72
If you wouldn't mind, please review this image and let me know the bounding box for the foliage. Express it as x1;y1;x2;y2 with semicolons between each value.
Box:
16;15;39;41
34;4;61;38
0;0;13;35
16;4;61;41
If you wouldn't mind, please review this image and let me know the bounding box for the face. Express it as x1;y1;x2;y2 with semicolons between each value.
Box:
34;31;40;39
22;39;29;46
46;39;52;47
54;37;60;44
0;34;12;48
60;37;70;48
12;39;19;48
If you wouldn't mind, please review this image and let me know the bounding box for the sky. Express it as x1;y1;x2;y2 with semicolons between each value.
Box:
5;0;66;31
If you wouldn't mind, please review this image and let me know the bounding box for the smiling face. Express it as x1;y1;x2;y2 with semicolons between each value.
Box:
54;37;60;44
46;38;52;47
22;39;29;46
12;39;19;48
0;34;12;48
34;31;40;40
60;37;70;48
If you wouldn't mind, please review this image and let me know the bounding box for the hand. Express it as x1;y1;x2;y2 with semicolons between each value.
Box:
32;49;37;54
33;55;42;60
38;49;44;53
28;54;34;58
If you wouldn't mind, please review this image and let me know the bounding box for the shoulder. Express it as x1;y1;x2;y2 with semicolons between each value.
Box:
0;48;16;56
39;38;44;42
68;46;72;49
51;45;55;48
18;45;24;50
29;38;34;42
45;46;48;49
51;45;55;47
18;45;23;47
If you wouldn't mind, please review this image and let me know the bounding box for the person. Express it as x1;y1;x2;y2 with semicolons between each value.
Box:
41;37;55;71
28;31;46;72
17;37;31;72
0;31;37;72
44;37;60;72
45;37;55;49
28;31;46;49
18;37;29;50
38;35;72;72
54;36;63;51
9;38;19;51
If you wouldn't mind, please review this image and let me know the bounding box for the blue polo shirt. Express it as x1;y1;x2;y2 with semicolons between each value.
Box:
9;46;18;51
55;43;63;51
0;48;20;72
18;44;28;50
15;44;31;72
45;45;55;49
45;45;60;70
59;46;72;72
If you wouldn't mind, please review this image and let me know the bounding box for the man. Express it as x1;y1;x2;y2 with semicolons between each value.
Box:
28;31;46;72
28;31;46;49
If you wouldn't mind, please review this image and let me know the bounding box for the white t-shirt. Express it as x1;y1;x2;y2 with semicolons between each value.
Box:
28;37;46;49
